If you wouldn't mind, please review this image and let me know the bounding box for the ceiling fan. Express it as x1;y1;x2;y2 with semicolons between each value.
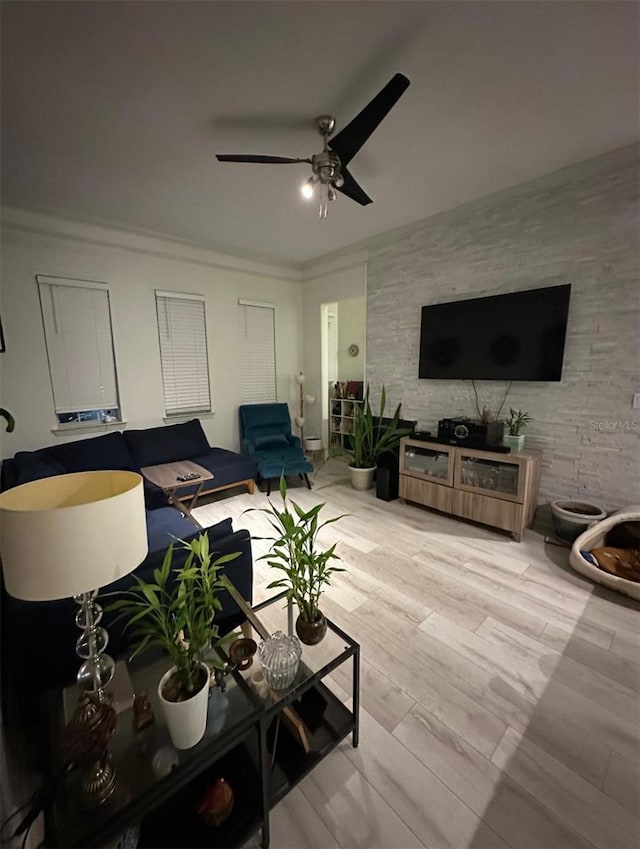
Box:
216;73;410;217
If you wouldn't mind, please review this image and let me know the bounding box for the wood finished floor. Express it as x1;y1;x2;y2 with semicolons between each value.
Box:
192;461;640;849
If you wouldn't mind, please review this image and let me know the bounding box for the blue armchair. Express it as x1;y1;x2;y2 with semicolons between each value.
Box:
239;403;312;494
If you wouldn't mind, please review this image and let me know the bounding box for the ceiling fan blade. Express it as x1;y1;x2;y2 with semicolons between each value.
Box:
216;154;310;164
337;166;372;206
329;73;410;166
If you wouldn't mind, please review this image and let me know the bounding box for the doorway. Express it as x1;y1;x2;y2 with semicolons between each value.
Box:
320;297;365;448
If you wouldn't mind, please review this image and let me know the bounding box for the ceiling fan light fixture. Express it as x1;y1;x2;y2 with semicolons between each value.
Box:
327;185;337;202
301;177;315;200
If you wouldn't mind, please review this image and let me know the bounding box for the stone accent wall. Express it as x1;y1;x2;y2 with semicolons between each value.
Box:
366;144;639;510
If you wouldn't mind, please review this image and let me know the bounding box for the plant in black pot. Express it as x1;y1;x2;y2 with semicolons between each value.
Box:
246;477;346;645
348;385;413;491
107;534;241;749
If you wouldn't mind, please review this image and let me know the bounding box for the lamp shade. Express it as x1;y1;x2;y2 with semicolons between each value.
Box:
0;471;148;601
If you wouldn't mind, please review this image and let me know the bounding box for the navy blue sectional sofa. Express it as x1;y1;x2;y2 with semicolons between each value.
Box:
0;420;257;721
1;418;257;499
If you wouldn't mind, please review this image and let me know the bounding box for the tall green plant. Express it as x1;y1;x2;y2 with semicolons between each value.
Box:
245;477;346;623
106;534;241;698
349;385;412;469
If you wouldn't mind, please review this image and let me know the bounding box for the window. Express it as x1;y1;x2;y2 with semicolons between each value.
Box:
239;299;276;403
36;275;121;426
155;291;212;416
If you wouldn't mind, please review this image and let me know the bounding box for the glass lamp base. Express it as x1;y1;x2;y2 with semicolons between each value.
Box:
74;590;115;700
77;653;116;695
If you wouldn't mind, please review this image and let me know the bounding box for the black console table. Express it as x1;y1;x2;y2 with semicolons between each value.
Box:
44;593;360;849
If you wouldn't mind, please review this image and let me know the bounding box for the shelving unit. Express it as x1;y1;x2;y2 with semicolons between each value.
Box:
399;437;541;541
328;381;364;451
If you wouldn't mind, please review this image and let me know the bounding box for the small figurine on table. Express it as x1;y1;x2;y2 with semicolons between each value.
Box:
198;777;234;827
133;691;154;733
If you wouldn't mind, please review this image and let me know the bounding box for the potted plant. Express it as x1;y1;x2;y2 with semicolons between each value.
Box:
348;385;412;491
246;477;346;645
504;409;532;452
107;534;241;749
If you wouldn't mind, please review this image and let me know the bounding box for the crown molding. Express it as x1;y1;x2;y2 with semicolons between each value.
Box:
1;206;304;283
302;246;368;283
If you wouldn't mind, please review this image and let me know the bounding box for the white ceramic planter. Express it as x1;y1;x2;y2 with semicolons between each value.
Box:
349;465;375;491
503;434;525;452
158;663;210;750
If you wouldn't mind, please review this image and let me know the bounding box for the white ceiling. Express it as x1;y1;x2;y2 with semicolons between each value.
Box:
2;1;638;265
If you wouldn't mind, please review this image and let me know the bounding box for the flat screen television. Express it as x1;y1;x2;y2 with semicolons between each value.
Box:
418;284;571;381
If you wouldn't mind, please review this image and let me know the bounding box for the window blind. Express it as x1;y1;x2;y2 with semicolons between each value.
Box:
155;291;212;416
239;300;277;403
37;276;120;413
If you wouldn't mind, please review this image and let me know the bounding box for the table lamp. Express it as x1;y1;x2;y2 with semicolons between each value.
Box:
0;470;148;702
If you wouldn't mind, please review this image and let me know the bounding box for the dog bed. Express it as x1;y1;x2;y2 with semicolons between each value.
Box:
569;505;640;600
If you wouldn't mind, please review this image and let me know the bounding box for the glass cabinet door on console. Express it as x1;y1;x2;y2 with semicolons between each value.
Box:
455;450;526;503
400;442;455;487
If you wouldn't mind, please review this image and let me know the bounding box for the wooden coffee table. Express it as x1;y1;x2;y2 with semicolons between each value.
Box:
141;459;213;520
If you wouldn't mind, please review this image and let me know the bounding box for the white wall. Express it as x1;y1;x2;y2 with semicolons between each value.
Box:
366;144;640;510
337;296;365;382
301;249;367;442
0;208;303;457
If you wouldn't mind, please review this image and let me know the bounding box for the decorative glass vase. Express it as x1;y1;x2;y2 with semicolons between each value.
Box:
258;631;302;691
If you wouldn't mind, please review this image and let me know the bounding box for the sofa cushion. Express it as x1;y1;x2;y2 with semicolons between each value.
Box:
209;517;233;541
125;419;210;467
42;432;137;473
191;449;257;489
254;434;290;450
15;453;66;485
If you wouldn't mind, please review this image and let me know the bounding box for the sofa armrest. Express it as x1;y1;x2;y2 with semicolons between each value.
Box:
287;435;301;449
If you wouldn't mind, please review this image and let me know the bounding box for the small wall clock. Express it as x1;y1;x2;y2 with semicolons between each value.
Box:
348;344;359;357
